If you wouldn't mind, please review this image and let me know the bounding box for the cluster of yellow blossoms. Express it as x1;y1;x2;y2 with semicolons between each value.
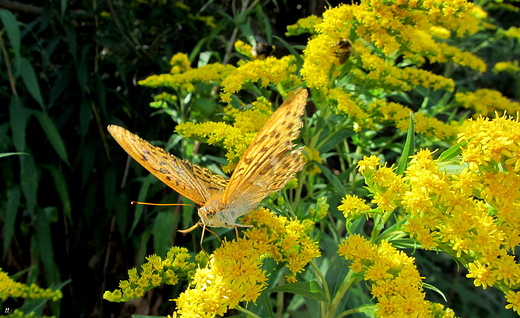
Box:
345;115;520;314
1;268;62;318
105;208;320;317
339;235;455;317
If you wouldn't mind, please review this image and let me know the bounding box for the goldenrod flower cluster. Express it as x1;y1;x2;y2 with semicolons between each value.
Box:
350;115;520;314
138;57;235;92
4;309;56;318
233;40;255;60
173;208;320;316
103;247;197;302
503;26;520;40
0;268;62;302
300;1;483;93
455;89;520;116
493;61;520;74
220;56;301;103
338;235;454;317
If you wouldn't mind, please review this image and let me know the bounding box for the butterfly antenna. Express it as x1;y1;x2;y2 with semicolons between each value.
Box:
131;201;195;207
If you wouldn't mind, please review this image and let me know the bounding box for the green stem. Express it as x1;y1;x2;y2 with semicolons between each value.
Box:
236;305;262;318
325;270;360;318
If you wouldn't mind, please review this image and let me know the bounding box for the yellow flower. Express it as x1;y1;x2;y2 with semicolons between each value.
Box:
506;290;520;314
504;26;520;40
220;56;300;103
172;208;320;316
169;53;192;74
455;89;520;116
139;62;235;91
285;15;322;36
234;40;254;59
493;61;520;74
338;195;371;219
0;268;62;302
104;247;196;302
338;236;432;317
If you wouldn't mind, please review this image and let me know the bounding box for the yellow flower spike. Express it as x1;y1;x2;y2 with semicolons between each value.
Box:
286;15;322;36
220;56;298;103
139;63;235;90
169;53;192;74
234;40;254;59
338;236;433;317
506;290;520;314
455;89;520;116
338;195;371;219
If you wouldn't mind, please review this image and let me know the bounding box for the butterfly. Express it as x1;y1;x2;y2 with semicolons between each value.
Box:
107;88;307;229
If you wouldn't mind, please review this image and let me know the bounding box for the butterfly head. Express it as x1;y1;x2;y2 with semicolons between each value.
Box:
198;205;234;228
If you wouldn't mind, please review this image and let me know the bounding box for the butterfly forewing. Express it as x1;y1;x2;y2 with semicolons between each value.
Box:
107;125;227;206
221;88;307;210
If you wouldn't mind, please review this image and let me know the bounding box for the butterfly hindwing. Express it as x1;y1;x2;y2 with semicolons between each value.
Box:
107;125;227;206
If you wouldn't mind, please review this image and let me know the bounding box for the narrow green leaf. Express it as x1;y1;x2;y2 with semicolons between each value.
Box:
438;142;464;162
396;112;415;175
0;9;21;63
318;128;354;153
130;174;156;237
9;97;28;152
3;186;21;257
49;69;71;108
316;163;345;196
19;58;45;109
423;282;447;302
33;111;70;165
35;208;60;283
274;35;304;65
41;165;72;224
20;153;38;216
266;281;328;303
153;211;174;257
0;152;28;158
76;45;89;92
79;99;92;137
114;192;129;238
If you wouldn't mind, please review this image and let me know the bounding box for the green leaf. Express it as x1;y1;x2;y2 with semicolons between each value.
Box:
438;142;464;162
0;152;28;158
3;186;21;257
266;281;328;303
41;164;72;224
35;208;60;283
9;96;28;152
396;112;415;175
0;9;21;64
274;35;304;65
33;111;70;165
318;128;354;153
131;174;156;237
423;282;447;302
20;153;38;216
19;58;45;109
316;163;345;196
153;211;174;257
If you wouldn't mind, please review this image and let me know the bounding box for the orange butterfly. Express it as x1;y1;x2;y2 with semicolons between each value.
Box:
108;88;307;229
